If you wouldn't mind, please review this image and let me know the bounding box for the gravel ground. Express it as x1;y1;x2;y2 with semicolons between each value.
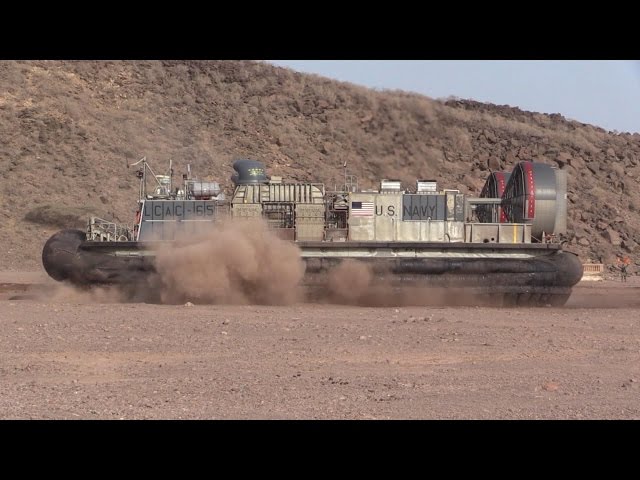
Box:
1;273;639;419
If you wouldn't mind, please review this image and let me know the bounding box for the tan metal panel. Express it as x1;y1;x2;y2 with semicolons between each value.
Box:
498;224;521;243
349;218;375;241
295;204;325;241
419;220;446;241
348;193;376;241
464;223;529;243
232;204;262;218
374;193;401;241
260;185;269;202
446;221;465;242
467;224;498;243
310;185;324;203
231;185;246;204
398;220;421;241
232;183;325;205
446;192;456;221
433;221;446;241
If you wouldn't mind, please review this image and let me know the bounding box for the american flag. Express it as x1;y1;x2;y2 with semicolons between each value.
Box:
351;201;374;217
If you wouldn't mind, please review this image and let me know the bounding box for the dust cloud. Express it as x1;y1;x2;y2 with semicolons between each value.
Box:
34;251;495;307
319;259;497;307
325;259;373;303
37;282;130;304
320;259;452;306
153;219;305;305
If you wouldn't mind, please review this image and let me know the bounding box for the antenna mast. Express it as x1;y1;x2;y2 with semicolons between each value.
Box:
128;156;147;200
169;159;173;194
343;160;347;192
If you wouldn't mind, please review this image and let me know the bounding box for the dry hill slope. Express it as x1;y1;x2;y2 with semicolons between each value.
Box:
1;60;639;271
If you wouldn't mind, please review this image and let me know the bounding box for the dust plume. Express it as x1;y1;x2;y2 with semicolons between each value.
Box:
325;259;373;303
37;282;130;304
320;259;435;306
153;218;305;304
319;259;499;307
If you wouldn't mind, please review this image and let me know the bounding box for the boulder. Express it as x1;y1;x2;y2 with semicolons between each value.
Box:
609;162;625;177
602;228;622;246
577;237;591;247
574;226;591;238
477;153;489;171
568;156;586;170
483;129;497;144
555;151;572;168
622;239;639;252
487;156;501;171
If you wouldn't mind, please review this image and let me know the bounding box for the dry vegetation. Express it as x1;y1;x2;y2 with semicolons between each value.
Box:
1;60;639;271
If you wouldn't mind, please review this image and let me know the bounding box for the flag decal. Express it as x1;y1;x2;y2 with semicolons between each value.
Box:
351;201;374;216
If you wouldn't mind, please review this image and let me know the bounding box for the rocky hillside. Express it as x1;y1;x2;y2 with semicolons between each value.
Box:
1;60;638;271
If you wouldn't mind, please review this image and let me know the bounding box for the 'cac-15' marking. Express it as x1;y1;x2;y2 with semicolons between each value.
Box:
143;201;215;219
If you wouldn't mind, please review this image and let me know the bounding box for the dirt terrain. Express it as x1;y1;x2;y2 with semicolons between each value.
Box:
1;272;638;420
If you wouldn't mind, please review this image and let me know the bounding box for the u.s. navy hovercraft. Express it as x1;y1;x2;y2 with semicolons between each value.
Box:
42;158;583;306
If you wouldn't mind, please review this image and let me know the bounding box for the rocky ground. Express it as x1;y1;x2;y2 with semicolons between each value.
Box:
1;272;638;420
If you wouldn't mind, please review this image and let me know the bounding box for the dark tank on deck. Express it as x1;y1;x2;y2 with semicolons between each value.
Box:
42;157;583;306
